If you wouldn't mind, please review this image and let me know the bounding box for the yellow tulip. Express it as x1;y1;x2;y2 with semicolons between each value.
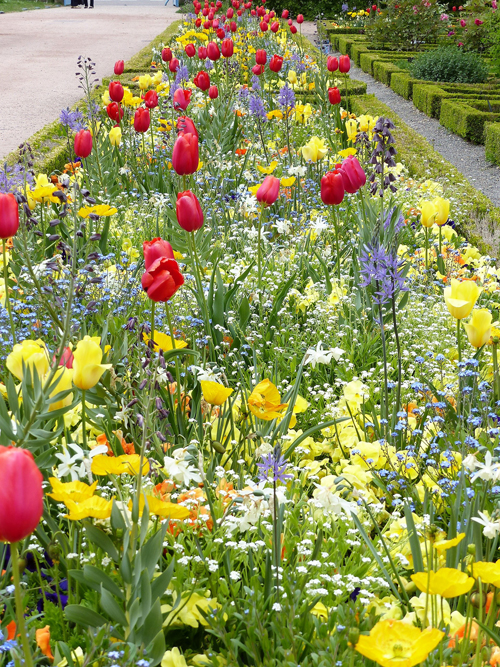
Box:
288;70;298;85
301;136;328;163
355;619;443;667
138;74;153;90
444;279;482;320
72;336;112;390
161;648;187;667
432;196;450;226
200;381;234;406
65;496;114;520
6;339;49;381
420;200;438;228
248;379;288;421
345;119;358;142
294;103;312;124
357;114;377;132
48;477;97;503
463;308;492;348
48;367;74;411
109;126;122;146
473;560;500;587
411;568;474;598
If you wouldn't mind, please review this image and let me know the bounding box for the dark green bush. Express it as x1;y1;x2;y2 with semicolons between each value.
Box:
268;0;343;20
410;46;489;83
366;0;443;51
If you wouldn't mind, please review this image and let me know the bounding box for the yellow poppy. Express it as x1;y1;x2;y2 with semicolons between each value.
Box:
248;379;288;421
91;454;149;476
78;205;118;218
200;381;234;406
143;331;188;352
411;568;474;598
65;496;114;520
280;177;296;187
473;561;500;587
127;495;190;520
257;161;278;174
434;533;465;551
48;477;98;503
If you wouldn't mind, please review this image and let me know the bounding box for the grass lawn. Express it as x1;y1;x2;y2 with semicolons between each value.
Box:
0;0;62;12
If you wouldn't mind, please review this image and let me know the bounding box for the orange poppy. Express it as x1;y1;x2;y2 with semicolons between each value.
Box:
36;626;54;660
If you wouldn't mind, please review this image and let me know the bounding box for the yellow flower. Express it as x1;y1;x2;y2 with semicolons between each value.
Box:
7;339;49;381
161;648;187;667
109;126;122;146
266;110;283;120
280;177;296;187
139;74;153;90
48;477;97;503
432;196;450;226
27;174;59;206
463;309;492;348
257;161;278;174
143;331;188;352
434;532;465;551
201;381;234;406
288;70;298;85
444;279;482;320
420;200;438;228
248;184;260;196
48;367;74;411
72;336;112;390
338;147;357;158
301;136;328;162
127;495;190;519
91;454;149;476
310;601;328;619
357;114;377;132
162;592;222;628
411;568;474;597
248;379;288;421
473;561;500;587
294;103;312;124
65;496;113;520
78;204;117;218
355;619;444;667
345;119;358;142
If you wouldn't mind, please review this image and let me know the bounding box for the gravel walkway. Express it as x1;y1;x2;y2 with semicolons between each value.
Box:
302;22;500;208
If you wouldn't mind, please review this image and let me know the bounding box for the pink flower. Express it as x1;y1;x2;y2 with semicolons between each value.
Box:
474;17;483;24
493;1;497;9
460;18;466;25
458;41;464;46
448;30;455;34
440;12;449;19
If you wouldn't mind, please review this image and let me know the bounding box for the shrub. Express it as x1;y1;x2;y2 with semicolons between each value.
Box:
268;0;344;20
366;0;444;51
410;46;489;82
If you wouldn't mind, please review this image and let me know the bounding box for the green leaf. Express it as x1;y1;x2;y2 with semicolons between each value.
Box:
100;587;127;626
84;523;119;562
142;526;166;577
141;599;163;647
83;565;124;599
151;557;176;600
404;503;424;573
64;604;107;628
147;628;166;667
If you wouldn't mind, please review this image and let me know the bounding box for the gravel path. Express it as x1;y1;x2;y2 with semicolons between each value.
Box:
0;1;179;161
302;22;500;208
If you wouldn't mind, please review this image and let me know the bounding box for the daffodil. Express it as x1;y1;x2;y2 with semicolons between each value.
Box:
355;619;444;667
248;379;288;421
301;136;327;162
280;176;296;187
91;454;149;476
65;496;114;520
48;477;97;503
143;331;188;352
411;568;474;597
463;309;492;348
201;381;234;406
444;279;482;320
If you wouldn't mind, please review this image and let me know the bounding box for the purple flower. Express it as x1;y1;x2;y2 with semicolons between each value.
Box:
175;64;190;84
249;94;267;120
342;3;349;10
251;74;261;91
359;243;408;304
59;107;84;131
257;446;292;483
0;163;34;194
277;83;295;109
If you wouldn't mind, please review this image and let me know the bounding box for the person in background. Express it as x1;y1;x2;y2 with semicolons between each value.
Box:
84;0;94;8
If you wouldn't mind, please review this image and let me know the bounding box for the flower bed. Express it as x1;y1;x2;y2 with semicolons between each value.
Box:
2;5;500;667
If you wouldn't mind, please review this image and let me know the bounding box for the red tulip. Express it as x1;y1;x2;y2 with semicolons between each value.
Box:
0;193;19;240
162;47;173;62
297;13;304;23
109;80;124;103
209;84;219;99
372;4;377;9
339;55;350;73
178;116;199;138
327;56;339;72
176;190;204;232
173;88;192;111
260;20;268;30
236;8;242;15
256;175;280;206
195;17;202;26
74;129;93;158
204;19;212;28
207;42;220;61
202;5;209;13
54;346;74;369
257;5;265;15
475;18;483;25
251;8;256;15
328;87;341;105
185;43;196;58
320;169;344;205
340;156;366;193
107;102;124;122
281;9;288;18
255;49;267;65
270;21;279;32
290;25;297;33
269;54;283;72
194;71;211;91
198;45;208;59
214;28;222;39
172;133;199;175
227;6;234;16
269;10;275;17
134;108;150;133
169;58;180;73
144;90;159;109
230;20;237;31
143;237;175;270
251;63;265;75
213;17;219;27
141;255;184;302
221;38;234;57
0;447;43;543
114;60;124;75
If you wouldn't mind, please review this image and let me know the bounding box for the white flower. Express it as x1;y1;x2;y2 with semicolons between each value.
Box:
309;216;328;233
274;219;291;234
190;365;219;382
470;451;500;483
288;165;306;177
472;511;500;539
164;448;202;487
55;442;107;482
304;342;344;369
463;453;478;472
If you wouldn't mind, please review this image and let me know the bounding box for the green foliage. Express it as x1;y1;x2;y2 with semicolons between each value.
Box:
490;8;500;76
485;121;500;164
366;0;444;51
439;98;500;142
267;0;344;20
410;46;490;82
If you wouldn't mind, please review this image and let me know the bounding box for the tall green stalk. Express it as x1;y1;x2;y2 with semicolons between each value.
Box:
11;541;34;667
2;239;16;344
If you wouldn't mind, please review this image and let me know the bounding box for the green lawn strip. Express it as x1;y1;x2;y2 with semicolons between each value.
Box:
0;0;61;13
3;19;182;173
351;94;500;253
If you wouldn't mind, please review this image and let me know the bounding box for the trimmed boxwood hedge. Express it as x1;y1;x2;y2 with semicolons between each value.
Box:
439;99;500;143
413;82;500;118
373;60;405;86
485;123;500;165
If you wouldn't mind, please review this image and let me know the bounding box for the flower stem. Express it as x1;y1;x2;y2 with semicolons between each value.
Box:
11;541;34;667
81;389;87;449
2;239;16;345
257;205;266;313
151;300;156;345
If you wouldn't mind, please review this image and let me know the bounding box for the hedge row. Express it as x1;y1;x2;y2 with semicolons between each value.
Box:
486;123;500;165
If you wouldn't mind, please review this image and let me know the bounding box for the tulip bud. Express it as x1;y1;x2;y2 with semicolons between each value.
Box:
194;70;211;91
270;21;279;32
321;169;344;205
327;56;339;72
106;102;124;122
256;175;280;206
260;20;268;30
185;43;196;58
0;448;43;543
114;59;124;75
221;38;234;58
209;84;219;99
109;80;124;103
297;13;304;23
177;116;198;139
134;108;150;133
255;49;267;65
328;87;341;105
339;55;351;73
176;190;204;232
287;17;292;25
74;129;93;159
172;133;199;175
207;42;221;61
162;47;173;62
198;45;208;59
173;88;192;111
0;193;20;240
169;58;180;73
144;90;159;109
290;25;297;33
269;54;283;72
